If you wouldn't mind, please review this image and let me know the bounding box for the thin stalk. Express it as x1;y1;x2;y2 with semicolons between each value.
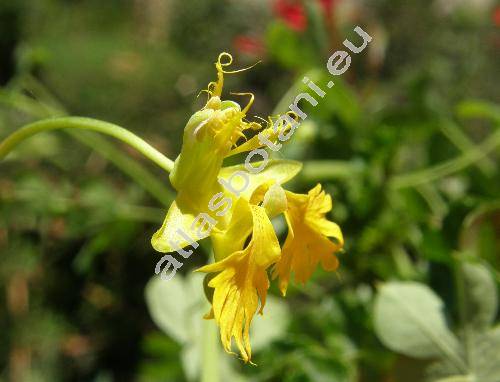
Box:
300;160;365;182
0;89;173;206
390;130;500;190
440;119;495;175
271;69;319;116
416;183;448;222
201;318;219;382
0;117;174;173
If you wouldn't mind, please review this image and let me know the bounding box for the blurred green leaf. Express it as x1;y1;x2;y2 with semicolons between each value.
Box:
266;22;316;70
470;326;500;382
145;273;204;345
460;262;497;330
427;327;500;382
374;282;464;365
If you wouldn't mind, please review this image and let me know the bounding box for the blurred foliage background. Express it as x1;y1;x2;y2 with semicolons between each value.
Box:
0;0;499;381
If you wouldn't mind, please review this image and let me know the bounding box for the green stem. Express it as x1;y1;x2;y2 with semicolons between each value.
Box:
300;160;365;182
201;318;219;382
0;116;174;174
271;69;319;116
390;129;500;190
0;89;173;206
439;119;495;175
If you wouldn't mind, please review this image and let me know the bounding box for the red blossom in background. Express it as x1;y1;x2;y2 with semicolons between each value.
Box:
273;0;340;32
317;0;337;14
493;6;500;27
233;35;266;57
273;0;307;32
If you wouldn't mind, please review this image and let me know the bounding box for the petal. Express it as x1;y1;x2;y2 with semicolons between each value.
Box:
196;203;280;363
151;201;208;253
249;204;282;267
225;125;278;157
218;159;302;200
273;184;344;295
262;183;288;218
210;198;253;261
314;220;344;245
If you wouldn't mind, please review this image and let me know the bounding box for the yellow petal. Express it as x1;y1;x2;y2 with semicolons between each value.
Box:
273;184;343;295
210;198;253;261
249;181;288;218
196;204;280;363
225;126;274;157
261;183;288;218
218;159;302;200
151;201;208;253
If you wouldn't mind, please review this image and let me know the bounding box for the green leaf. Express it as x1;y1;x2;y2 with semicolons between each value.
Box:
145;274;285;380
266;21;317;70
145;273;213;381
145;273;205;344
426;358;466;382
374;282;465;369
470;326;500;382
461;262;498;330
427;327;500;382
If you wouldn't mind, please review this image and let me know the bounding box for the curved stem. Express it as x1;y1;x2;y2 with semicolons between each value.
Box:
299;159;365;182
390;129;500;190
0;88;173;206
0;117;175;174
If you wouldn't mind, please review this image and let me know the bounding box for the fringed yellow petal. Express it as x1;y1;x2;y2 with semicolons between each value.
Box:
273;184;344;296
196;204;280;363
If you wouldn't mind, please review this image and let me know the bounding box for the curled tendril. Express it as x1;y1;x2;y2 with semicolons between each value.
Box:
210;53;261;98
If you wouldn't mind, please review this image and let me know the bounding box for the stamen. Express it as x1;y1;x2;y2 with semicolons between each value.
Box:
235;130;247;140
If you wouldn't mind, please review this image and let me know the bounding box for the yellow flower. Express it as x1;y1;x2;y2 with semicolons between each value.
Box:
151;53;344;363
151;53;288;253
273;184;344;296
196;202;281;363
